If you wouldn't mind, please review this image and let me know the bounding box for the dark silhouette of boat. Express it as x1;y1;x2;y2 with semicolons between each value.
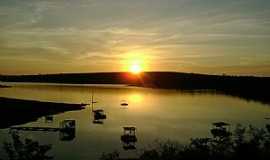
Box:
59;120;76;141
93;109;107;119
213;122;230;128
121;127;137;150
211;122;231;138
90;90;107;124
121;100;129;106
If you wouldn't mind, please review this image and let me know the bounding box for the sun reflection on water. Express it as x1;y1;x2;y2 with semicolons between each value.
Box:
129;93;143;103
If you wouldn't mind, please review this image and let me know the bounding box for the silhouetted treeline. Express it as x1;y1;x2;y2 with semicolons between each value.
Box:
100;124;270;160
0;72;269;104
0;72;131;84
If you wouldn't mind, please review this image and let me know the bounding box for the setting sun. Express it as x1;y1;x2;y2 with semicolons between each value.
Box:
122;51;147;74
130;63;142;74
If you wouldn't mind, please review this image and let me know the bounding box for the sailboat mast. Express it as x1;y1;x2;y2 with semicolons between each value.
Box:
91;89;94;111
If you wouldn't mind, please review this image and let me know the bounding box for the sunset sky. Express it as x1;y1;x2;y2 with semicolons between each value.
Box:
0;0;270;76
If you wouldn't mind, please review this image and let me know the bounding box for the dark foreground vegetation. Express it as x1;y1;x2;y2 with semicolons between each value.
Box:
2;123;270;160
1;131;52;160
100;123;270;160
0;97;86;129
0;72;269;104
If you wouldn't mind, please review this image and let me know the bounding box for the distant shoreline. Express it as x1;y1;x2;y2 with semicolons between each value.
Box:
0;72;269;105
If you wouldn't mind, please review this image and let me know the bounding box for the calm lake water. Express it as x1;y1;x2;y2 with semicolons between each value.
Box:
0;83;270;159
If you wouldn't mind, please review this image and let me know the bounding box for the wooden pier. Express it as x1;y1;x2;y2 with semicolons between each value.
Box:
10;127;60;132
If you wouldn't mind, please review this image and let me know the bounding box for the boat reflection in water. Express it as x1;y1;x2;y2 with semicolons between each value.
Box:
10;120;77;141
120;126;138;150
92;109;107;124
59;120;76;141
90;90;107;124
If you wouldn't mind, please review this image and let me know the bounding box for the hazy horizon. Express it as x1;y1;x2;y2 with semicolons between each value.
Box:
1;71;270;77
1;0;270;76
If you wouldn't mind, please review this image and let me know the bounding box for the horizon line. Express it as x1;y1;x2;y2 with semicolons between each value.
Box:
1;71;269;78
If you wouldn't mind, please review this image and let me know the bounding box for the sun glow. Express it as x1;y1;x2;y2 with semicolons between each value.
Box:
130;63;142;74
122;51;148;74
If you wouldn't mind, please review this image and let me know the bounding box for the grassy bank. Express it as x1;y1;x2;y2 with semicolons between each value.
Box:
0;85;10;88
0;97;86;129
